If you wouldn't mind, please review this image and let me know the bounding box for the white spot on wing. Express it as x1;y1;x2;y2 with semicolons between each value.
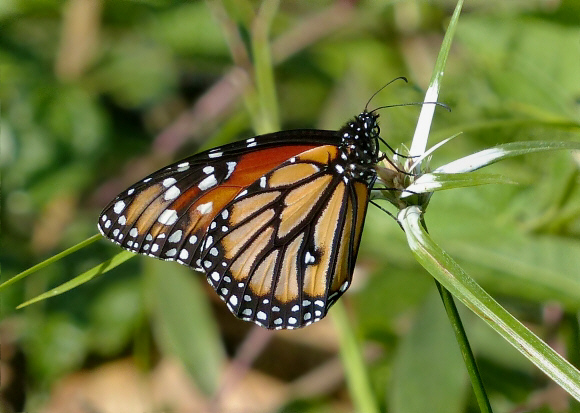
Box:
225;162;236;179
164;185;180;201
198;175;218;190
113;201;125;214
163;178;177;187
166;248;177;257
168;230;182;243
209;151;223;158
197;202;213;215
235;190;247;199
158;209;178;225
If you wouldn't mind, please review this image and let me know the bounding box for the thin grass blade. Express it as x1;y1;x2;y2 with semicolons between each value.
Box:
0;234;102;291
16;250;135;308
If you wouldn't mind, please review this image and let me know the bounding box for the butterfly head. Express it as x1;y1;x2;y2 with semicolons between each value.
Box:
339;111;381;182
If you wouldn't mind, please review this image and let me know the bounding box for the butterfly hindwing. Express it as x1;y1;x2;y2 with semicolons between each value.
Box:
197;145;370;329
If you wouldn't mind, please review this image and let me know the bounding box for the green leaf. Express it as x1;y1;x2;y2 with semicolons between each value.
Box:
88;278;144;357
447;231;580;311
435;141;580;174
390;292;468;413
145;259;225;396
403;171;516;196
400;206;580;401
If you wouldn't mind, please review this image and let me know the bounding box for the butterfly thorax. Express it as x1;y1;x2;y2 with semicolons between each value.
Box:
338;111;381;184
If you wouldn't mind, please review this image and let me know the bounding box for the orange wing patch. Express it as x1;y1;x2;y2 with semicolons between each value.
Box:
330;191;354;293
229;226;275;281
351;181;369;258
303;182;346;297
295;145;339;164
249;249;279;296
275;233;304;303
229;191;281;226
278;174;333;239
268;163;320;188
222;208;275;260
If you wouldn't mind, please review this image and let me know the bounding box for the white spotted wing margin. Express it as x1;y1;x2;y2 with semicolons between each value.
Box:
197;148;370;330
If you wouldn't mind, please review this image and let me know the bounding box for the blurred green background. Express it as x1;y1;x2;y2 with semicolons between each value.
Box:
1;1;579;412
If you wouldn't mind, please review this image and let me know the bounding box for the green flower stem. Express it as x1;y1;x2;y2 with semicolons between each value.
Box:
435;282;493;413
0;233;102;290
421;216;493;413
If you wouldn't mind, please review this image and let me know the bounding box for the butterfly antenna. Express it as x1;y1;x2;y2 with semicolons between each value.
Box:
364;77;408;112
371;101;451;113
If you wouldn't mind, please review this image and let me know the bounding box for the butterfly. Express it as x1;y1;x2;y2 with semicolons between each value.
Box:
98;110;387;330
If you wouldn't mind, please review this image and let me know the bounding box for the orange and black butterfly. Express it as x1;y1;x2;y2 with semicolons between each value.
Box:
98;110;385;330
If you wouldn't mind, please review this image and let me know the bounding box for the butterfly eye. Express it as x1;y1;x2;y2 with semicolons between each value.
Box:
98;112;382;329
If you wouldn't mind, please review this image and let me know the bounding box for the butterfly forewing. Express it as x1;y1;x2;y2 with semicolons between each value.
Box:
98;111;381;330
98;134;329;260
